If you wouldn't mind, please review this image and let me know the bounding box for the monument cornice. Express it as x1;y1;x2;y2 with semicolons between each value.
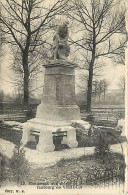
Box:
43;59;78;68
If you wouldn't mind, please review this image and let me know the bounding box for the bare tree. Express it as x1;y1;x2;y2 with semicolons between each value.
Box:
111;42;125;65
92;80;99;100
0;16;4;61
97;80;104;101
117;75;125;101
92;79;109;102
0;0;68;105
75;73;88;94
10;43;49;101
0;34;3;61
67;0;126;112
102;79;109;102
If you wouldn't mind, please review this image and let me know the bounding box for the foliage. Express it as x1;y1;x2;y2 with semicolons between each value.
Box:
9;145;30;183
94;133;110;162
76;124;126;147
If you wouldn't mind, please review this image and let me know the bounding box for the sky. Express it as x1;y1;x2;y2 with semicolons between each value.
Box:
75;63;125;94
0;51;125;95
0;0;127;96
100;60;125;90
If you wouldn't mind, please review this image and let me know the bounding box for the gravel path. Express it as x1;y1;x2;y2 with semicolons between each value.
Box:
0;138;127;168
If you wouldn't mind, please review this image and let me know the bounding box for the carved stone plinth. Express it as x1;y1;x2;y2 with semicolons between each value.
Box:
36;60;81;121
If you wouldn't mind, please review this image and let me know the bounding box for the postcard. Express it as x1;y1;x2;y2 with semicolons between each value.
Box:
0;0;128;194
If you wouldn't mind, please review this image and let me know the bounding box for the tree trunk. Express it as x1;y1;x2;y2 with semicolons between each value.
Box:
104;90;105;102
86;62;94;112
22;52;29;106
23;70;29;106
95;89;96;100
86;24;96;113
22;15;31;106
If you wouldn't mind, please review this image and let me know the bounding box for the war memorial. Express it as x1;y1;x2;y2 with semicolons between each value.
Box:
21;22;90;152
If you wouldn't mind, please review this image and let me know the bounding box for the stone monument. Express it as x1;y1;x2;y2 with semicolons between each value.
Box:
21;22;90;152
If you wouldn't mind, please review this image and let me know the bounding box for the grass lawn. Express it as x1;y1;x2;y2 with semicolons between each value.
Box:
0;152;119;187
25;152;125;187
0;148;125;188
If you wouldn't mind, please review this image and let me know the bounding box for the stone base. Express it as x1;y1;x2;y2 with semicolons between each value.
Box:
36;104;81;121
21;118;80;153
36;130;55;153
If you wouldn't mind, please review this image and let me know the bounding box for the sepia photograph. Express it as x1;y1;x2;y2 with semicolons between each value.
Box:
0;0;127;194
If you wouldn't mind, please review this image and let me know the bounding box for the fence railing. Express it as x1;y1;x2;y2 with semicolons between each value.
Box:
86;165;125;186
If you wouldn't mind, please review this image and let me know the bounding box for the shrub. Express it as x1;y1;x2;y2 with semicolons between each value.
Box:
94;133;110;163
9;145;30;184
77;124;126;147
0;153;6;182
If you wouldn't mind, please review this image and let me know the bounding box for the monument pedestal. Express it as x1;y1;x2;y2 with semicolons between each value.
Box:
21;118;80;152
21;60;90;152
36;61;81;121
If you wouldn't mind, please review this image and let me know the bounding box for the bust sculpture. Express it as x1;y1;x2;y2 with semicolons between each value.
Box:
53;21;70;60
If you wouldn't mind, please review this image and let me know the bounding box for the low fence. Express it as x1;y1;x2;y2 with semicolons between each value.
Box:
0;103;125;122
0;103;38;122
86;165;125;186
54;163;125;188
